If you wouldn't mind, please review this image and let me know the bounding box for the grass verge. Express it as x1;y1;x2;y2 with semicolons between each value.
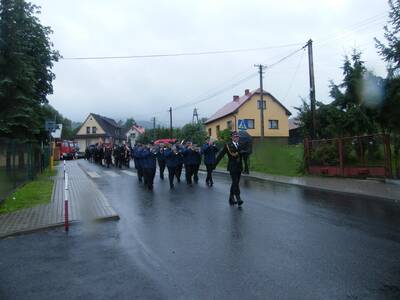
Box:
217;142;303;177
0;168;55;214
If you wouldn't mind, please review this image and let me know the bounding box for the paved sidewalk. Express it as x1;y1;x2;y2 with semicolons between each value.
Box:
0;161;119;238
209;167;400;202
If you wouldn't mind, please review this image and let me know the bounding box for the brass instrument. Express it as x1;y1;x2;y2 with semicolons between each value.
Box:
226;144;239;158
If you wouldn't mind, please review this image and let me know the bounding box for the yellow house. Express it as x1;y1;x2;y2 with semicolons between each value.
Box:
205;88;291;141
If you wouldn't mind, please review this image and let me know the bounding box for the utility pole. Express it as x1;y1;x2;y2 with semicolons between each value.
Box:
192;108;199;124
169;107;173;138
152;117;156;141
254;64;266;140
306;39;316;139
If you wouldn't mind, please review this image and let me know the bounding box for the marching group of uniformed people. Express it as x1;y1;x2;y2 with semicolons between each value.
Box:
85;131;247;207
132;139;218;191
85;143;131;169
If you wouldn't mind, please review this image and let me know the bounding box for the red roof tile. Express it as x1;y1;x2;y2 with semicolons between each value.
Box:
205;88;291;124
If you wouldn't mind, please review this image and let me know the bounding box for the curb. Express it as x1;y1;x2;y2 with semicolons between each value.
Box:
1;214;120;239
205;168;400;203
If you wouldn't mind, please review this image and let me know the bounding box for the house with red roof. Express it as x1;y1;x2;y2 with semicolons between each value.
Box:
204;88;292;142
125;124;145;147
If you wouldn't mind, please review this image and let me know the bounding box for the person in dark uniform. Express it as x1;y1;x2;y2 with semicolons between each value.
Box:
123;144;131;168
94;143;100;164
141;144;157;190
88;145;95;163
182;141;197;186
164;143;179;189
84;147;90;161
117;144;125;169
132;143;144;183
238;131;253;174
202;138;218;187
174;142;184;183
192;144;201;184
104;144;112;168
156;143;166;180
215;131;244;206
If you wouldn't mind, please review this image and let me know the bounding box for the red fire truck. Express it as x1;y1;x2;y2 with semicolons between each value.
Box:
58;140;76;160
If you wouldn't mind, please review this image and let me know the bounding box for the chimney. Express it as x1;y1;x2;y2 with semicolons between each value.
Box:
245;89;250;95
233;95;240;102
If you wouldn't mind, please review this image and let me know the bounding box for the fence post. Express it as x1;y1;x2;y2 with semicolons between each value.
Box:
383;134;392;178
64;172;69;232
304;137;310;174
338;138;344;177
50;142;54;172
27;143;33;180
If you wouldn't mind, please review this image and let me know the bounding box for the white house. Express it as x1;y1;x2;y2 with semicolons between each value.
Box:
125;125;145;147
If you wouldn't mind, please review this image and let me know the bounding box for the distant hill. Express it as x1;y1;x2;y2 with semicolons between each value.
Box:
71;121;82;130
136;120;168;129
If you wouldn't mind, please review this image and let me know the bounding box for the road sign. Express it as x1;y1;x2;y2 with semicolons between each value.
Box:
45;120;57;132
237;119;248;131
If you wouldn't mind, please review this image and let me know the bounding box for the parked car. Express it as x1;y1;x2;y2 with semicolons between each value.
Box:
75;151;85;159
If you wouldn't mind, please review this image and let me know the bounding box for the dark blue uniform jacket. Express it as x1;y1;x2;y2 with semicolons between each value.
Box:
202;144;219;165
140;148;157;169
164;149;180;168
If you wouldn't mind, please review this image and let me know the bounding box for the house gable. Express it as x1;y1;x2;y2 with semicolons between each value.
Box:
76;114;105;136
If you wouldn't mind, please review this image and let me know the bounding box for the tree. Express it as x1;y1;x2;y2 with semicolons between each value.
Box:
0;0;60;140
122;118;136;133
39;104;74;140
375;0;400;76
178;122;207;146
375;0;400;176
329;50;379;136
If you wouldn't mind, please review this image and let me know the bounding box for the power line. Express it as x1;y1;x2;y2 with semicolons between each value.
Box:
265;46;306;69
173;72;258;111
176;66;255;108
314;13;386;46
61;42;304;61
284;49;306;100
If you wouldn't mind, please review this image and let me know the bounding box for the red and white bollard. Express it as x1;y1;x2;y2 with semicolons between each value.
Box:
64;172;69;232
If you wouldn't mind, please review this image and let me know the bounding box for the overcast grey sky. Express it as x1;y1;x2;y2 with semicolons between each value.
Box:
32;0;388;126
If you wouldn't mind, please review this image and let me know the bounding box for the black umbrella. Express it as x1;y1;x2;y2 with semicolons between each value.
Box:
238;131;253;154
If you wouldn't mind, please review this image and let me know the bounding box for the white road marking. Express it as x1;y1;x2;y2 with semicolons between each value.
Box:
121;170;137;177
87;171;101;178
103;170;120;177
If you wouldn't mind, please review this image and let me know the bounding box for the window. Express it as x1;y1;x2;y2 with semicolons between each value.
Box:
86;126;90;134
246;119;255;129
268;120;279;129
257;100;266;110
227;120;233;130
92;126;97;134
216;125;220;135
208;128;212;136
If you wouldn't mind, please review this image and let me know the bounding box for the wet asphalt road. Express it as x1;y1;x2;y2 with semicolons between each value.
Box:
1;160;400;299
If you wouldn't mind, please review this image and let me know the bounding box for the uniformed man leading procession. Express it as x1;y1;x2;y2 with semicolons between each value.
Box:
85;131;248;206
215;131;244;206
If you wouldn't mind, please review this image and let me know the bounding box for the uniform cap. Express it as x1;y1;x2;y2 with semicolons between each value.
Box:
231;131;239;137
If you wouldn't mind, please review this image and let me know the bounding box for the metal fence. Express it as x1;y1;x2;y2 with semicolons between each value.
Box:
304;134;392;178
0;138;51;201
